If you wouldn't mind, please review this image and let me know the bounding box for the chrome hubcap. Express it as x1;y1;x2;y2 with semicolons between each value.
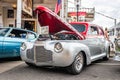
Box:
75;54;83;71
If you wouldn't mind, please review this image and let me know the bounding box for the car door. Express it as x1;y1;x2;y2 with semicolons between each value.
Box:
86;26;102;56
0;37;4;57
0;28;10;58
97;27;106;53
2;29;26;58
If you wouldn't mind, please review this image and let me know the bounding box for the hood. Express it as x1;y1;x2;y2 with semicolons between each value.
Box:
35;6;84;39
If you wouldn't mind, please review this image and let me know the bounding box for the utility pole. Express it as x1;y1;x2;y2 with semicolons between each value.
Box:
74;0;81;22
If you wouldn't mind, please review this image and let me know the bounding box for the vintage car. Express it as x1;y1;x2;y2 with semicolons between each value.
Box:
113;38;120;61
20;6;110;75
0;27;38;58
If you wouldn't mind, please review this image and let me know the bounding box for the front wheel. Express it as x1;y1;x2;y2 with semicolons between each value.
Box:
67;52;84;75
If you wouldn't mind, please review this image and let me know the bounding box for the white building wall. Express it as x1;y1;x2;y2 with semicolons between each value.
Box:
1;0;56;28
0;6;3;27
3;7;16;27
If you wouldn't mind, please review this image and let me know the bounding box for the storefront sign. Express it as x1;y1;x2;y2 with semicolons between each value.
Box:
68;12;86;16
39;26;49;34
22;0;33;16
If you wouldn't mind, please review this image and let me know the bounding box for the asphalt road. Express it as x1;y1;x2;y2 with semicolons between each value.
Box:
0;58;120;80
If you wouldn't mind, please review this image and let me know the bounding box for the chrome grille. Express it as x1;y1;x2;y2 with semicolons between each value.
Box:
35;46;52;62
26;48;34;60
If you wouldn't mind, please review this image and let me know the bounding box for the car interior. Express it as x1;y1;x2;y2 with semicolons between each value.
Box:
8;29;35;40
8;29;27;38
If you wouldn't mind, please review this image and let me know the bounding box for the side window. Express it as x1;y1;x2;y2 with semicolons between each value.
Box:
87;27;91;35
8;29;36;40
8;29;25;38
88;26;98;35
8;29;26;38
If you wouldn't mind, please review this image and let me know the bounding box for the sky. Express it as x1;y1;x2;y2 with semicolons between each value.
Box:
68;0;120;29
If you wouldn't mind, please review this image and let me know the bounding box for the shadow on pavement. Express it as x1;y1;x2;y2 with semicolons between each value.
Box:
0;57;21;63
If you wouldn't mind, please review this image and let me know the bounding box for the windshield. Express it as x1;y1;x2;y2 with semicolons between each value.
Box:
71;24;86;32
0;28;9;36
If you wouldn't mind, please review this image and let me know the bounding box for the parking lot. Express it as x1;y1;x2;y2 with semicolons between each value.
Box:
0;58;120;80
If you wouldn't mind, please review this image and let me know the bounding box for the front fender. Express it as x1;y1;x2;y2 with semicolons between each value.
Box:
68;43;91;65
52;42;91;67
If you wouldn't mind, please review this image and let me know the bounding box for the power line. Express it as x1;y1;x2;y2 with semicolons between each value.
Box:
95;11;117;26
95;11;115;20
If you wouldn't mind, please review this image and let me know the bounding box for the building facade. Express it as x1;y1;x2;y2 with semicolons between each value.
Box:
0;0;56;31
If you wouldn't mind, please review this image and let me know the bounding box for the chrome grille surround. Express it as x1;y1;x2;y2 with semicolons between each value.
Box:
26;48;34;60
35;46;52;62
26;45;53;62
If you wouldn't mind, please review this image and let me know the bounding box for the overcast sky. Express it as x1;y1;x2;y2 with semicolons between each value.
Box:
68;0;120;28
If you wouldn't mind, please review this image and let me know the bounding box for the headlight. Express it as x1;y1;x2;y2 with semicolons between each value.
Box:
54;42;63;53
21;43;27;51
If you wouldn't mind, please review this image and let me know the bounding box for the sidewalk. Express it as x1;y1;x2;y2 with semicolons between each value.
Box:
0;61;24;74
110;51;115;57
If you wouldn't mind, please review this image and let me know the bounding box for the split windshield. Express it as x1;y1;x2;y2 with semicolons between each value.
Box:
71;24;86;32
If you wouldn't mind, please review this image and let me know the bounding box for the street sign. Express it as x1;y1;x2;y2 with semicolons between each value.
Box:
68;7;95;22
68;12;86;16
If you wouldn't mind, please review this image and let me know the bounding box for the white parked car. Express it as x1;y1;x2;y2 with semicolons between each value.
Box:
20;6;110;75
113;38;120;61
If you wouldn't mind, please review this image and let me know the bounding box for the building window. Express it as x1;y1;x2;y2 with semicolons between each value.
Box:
7;9;14;18
9;24;14;27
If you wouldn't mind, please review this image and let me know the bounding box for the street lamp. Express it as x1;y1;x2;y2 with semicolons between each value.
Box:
74;0;81;22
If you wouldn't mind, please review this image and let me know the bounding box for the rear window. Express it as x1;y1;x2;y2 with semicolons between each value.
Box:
71;24;86;32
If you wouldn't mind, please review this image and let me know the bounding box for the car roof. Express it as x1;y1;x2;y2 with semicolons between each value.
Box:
0;27;37;34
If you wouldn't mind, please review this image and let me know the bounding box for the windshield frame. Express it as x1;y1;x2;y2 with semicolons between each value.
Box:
0;28;10;37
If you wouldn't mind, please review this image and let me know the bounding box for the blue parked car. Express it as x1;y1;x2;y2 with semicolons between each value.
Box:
0;27;38;58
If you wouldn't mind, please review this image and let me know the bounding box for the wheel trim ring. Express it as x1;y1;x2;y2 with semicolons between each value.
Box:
75;54;83;71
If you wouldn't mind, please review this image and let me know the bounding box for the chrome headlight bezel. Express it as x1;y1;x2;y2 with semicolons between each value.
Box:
54;42;63;53
21;42;27;51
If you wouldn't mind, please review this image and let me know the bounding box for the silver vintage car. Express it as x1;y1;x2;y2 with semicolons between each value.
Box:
20;6;110;75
